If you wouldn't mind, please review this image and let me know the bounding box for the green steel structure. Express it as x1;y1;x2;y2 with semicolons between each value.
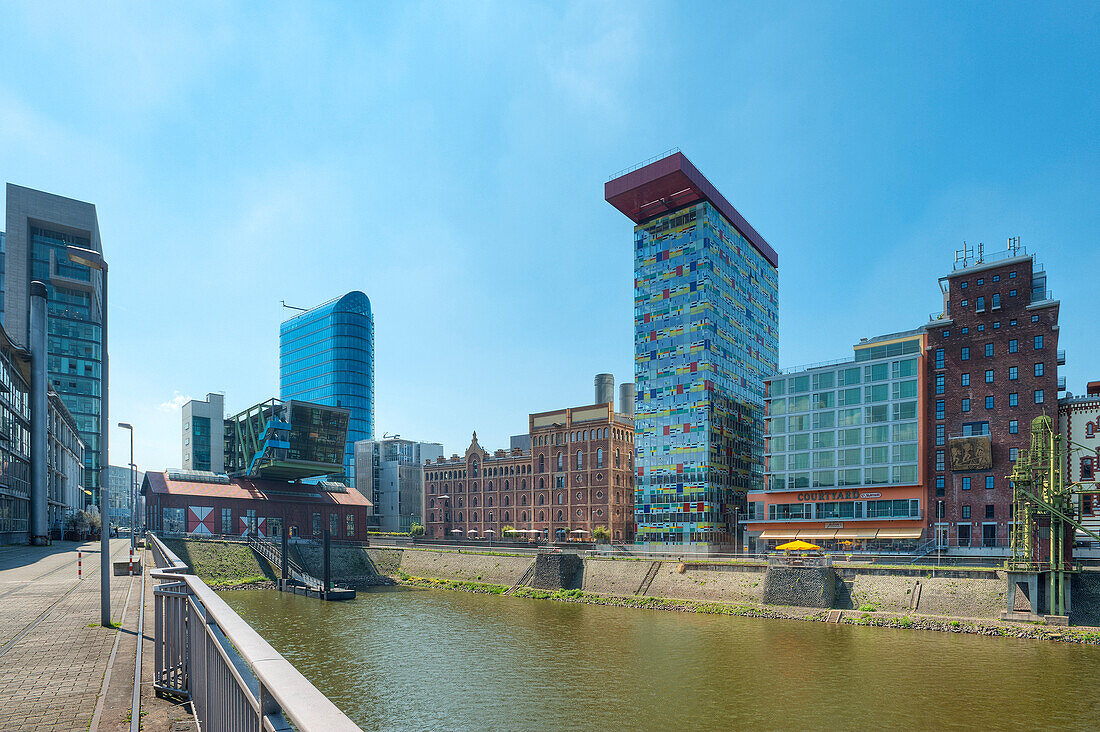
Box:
224;398;349;481
1007;415;1100;617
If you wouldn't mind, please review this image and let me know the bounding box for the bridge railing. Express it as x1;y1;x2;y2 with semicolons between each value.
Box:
148;533;360;731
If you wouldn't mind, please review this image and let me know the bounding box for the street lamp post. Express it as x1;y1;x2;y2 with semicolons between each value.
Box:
118;423;134;550
68;245;109;627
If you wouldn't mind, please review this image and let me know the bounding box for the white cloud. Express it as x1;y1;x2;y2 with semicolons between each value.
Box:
158;392;191;412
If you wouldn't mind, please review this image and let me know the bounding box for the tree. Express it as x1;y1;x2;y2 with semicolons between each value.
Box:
502;525;516;539
409;522;425;537
592;525;610;543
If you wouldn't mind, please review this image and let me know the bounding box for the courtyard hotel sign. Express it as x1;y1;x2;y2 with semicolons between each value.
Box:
794;490;882;502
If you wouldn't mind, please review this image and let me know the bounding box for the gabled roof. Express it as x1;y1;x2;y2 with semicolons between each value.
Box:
142;471;372;507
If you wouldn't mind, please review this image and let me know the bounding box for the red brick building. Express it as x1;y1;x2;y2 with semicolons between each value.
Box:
142;470;373;541
924;249;1060;552
423;402;635;542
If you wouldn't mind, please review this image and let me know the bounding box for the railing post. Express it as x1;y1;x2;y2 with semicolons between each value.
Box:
323;529;332;594
281;530;289;582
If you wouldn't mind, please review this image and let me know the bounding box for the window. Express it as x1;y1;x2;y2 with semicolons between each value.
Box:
936;451;945;471
962;327;969;335
961;299;968;307
1010;289;1017;297
221;508;233;535
963;477;972;490
943;330;950;338
1035;389;1044;404
1034;335;1043;349
936;424;945;446
936;400;945;420
961;347;970;361
985;504;995;519
597;448;604;468
977;325;984;332
936;476;945;496
985;396;994;409
993;275;1000;282
961;373;970;386
977;278;984;286
1010;448;1018;461
1009;339;1018;353
1009;393;1018;406
576;450;583;469
1009;420;1018;434
961;398;970;413
1010;271;1017;279
1032;315;1039;323
961;281;968;289
993;322;1000;329
346;513;355;537
935;349;945;369
992;293;1001;309
1009;366;1018;380
976;296;985;312
1034;362;1044;377
935;374;945;394
557;453;563;471
962;505;971;519
1082;458;1095;480
985;370;994;383
984;343;994;357
985;476;995;490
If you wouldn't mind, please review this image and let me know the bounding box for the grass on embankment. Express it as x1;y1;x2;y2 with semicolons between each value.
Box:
398;575;1100;645
165;539;276;588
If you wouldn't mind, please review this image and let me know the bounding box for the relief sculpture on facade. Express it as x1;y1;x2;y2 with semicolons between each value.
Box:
949;435;993;471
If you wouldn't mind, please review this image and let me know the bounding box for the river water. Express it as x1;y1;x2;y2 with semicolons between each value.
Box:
221;586;1100;731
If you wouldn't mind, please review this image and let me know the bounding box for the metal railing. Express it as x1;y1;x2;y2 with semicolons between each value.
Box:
247;536;323;591
148;533;360;731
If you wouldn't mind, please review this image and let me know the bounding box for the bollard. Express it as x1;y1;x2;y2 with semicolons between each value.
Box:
129;547;134;576
78;551;82;579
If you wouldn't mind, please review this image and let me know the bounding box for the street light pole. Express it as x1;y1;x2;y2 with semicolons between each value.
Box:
68;245;109;627
119;423;134;550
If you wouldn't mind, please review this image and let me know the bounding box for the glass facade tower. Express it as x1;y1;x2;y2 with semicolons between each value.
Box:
607;153;779;548
279;291;374;483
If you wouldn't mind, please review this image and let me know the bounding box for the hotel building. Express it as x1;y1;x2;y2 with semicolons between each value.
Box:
1058;381;1099;542
746;331;927;552
605;152;778;549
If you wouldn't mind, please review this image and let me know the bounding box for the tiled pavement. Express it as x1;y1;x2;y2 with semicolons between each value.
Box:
0;539;133;731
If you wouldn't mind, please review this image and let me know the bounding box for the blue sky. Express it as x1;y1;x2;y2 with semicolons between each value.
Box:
0;2;1096;472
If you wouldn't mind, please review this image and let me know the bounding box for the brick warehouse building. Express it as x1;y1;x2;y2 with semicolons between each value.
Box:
925;247;1060;553
423;401;635;542
142;470;373;541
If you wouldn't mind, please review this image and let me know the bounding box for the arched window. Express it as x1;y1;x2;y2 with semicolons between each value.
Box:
488;496;493;507
557;493;564;505
576;450;583;469
458;498;464;507
521;479;526;490
522;511;528;521
538;510;545;521
615;449;621;468
504;495;510;506
597;448;604;468
488;512;493;522
472;496;478;506
429;512;435;522
472;512;478;522
458;512;464;522
504;511;510;522
538;494;545;505
557;510;564;521
521;495;528;506
557;453;563;471
539;454;545;472
488;481;493;491
471;460;478;477
504;480;509;490
539;478;544;490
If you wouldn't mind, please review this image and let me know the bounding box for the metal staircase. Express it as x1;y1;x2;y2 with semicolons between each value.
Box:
248;536;323;591
504;561;536;595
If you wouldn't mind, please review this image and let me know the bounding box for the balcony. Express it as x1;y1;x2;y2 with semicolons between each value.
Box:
1057;349;1066;366
1058;376;1067;392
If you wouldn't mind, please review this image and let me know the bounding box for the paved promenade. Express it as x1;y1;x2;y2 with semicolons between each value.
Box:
0;539;193;731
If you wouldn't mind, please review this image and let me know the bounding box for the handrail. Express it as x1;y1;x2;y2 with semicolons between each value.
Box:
148;533;360;731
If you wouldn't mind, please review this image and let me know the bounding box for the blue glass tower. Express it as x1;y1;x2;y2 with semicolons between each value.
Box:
279;292;374;483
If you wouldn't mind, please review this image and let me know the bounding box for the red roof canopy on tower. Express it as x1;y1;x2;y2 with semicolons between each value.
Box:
604;151;778;268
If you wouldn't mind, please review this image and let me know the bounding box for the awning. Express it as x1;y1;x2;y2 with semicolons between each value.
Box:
797;530;837;540
834;529;879;539
875;528;924;539
759;530;800;540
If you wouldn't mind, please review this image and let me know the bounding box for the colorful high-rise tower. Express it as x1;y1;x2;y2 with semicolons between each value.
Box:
606;152;778;549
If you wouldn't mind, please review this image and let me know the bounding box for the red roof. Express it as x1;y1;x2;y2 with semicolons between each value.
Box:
605;151;778;268
143;472;371;507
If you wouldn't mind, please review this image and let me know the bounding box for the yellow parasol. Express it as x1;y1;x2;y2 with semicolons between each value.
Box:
775;540;822;551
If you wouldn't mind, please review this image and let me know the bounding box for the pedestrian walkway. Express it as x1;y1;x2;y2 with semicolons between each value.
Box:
0;539;194;731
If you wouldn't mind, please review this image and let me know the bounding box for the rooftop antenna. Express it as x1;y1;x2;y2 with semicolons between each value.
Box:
383;432;400;439
976;242;985;264
954;241;974;268
1007;236;1021;256
281;300;307;312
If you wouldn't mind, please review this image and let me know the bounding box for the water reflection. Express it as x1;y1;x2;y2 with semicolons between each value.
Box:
221;587;1100;731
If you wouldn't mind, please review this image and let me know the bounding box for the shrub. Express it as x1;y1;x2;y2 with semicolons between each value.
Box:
409;522;425;537
592;526;611;543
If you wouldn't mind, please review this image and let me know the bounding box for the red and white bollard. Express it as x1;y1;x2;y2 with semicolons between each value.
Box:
128;548;134;576
77;551;82;579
